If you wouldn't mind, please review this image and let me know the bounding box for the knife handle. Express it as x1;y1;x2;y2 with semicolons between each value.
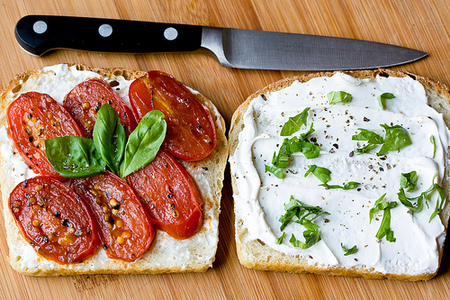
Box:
15;15;203;56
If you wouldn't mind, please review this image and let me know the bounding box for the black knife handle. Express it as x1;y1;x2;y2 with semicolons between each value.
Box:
15;15;203;56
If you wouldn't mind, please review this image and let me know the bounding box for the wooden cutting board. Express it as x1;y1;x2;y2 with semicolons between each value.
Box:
1;0;450;299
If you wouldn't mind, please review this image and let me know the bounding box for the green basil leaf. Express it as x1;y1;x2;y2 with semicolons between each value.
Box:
352;128;384;154
375;209;396;242
378;124;412;155
377;92;395;110
429;184;445;222
397;188;424;213
279;196;329;231
93;104;126;175
305;165;331;184
327;91;353;105
289;220;321;249
265;164;285;179
320;181;361;190
272;138;291;168
45;136;106;178
341;243;358;256
352;128;384;144
275;232;286;245
280;107;310;136
300;141;321;159
400;171;418;192
369;193;387;222
120;110;167;177
430;135;436;159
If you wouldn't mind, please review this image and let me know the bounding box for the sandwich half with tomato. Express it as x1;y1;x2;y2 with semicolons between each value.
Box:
0;64;228;275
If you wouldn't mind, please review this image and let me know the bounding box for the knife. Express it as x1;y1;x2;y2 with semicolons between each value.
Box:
15;15;427;71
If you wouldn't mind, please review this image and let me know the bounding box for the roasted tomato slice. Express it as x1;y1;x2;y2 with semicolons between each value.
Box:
7;92;85;179
9;176;99;264
126;150;203;239
63;78;137;138
68;171;154;261
128;71;217;161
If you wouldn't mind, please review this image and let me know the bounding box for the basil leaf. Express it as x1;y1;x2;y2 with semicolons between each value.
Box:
300;141;321;159
289;220;321;249
400;171;418;192
280;107;310;136
275;232;286;245
369;193;387;222
430;135;436;158
265;164;285;179
429;184;445;222
272;138;291;168
352;128;384;154
279;196;329;231
377;92;395;110
378;124;412;155
352;128;384;144
45;136;106;178
397;188;425;213
305;165;331;184
327;91;353;105
341;243;358;256
120;110;167;177
93;104;126;175
368;193;397;242
320;181;361;190
376;209;396;242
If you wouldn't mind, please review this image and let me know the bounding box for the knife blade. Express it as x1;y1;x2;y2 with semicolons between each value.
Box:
15;15;427;71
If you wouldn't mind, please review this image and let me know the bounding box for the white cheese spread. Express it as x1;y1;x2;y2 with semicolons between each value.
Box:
229;73;450;275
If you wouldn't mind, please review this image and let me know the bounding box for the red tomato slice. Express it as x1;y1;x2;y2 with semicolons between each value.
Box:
128;71;217;161
7;92;85;180
63;78;137;138
68;171;154;261
126;150;203;239
9;176;99;264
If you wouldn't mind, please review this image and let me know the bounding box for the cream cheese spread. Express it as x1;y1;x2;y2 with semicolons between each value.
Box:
229;73;450;275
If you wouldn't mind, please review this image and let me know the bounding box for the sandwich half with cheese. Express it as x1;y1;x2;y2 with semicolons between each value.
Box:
229;69;450;280
0;63;228;275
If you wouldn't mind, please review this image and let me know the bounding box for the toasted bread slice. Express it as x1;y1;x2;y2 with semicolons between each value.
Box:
0;63;228;275
229;69;450;280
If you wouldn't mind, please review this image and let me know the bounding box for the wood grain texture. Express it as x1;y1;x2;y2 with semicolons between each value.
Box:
1;0;450;299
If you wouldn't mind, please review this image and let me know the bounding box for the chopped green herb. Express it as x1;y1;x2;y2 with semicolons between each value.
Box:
280;107;310;136
305;165;331;184
352;128;384;154
269;123;320;176
400;171;418;192
265;164;285;179
369;193;397;242
289;220;321;249
378;124;412;155
279;196;329;231
327;91;353;105
320;181;361;190
275;232;286;245
397;172;445;222
352;124;411;155
377;92;395;110
341;243;358;256
430;135;436;158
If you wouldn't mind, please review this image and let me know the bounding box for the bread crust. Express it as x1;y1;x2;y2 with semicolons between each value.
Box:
228;69;450;281
0;63;228;275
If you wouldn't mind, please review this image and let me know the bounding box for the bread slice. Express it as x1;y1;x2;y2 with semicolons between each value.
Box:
0;63;228;275
229;69;450;280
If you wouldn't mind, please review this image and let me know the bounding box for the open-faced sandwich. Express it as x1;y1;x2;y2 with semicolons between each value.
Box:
229;69;450;280
0;63;228;275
